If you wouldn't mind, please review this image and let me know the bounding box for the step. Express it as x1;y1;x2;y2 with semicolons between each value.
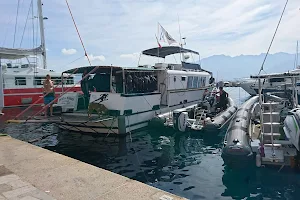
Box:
263;143;282;147
263;122;280;125
263;142;297;157
262;133;281;139
263;124;280;133
261;147;284;163
263;112;280;123
263;102;280;105
263;103;280;112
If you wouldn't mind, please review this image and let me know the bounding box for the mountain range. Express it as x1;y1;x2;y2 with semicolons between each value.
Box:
201;52;299;81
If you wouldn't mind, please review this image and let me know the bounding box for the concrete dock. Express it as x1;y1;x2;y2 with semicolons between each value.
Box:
0;136;186;200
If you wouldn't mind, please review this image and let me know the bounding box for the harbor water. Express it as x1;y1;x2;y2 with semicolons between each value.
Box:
1;87;300;200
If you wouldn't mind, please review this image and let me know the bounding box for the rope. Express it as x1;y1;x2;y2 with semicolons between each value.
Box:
258;0;288;74
13;0;20;48
65;0;91;66
20;0;33;47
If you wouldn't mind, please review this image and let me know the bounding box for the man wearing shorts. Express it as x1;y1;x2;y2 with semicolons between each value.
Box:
43;74;54;116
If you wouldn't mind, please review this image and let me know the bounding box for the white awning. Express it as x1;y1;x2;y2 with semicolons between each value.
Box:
0;46;43;60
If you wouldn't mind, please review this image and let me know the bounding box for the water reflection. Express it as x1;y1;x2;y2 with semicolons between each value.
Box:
222;165;300;199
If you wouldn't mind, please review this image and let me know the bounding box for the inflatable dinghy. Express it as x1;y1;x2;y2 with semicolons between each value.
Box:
221;96;259;164
172;89;237;132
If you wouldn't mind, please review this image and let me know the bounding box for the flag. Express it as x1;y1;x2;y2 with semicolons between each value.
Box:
158;23;177;45
155;35;162;48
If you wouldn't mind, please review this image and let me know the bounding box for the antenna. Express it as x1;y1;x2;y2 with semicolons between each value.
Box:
177;14;183;62
177;14;183;47
297;40;299;68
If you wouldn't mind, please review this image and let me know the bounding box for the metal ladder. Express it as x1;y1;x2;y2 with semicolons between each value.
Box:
261;101;298;167
261;102;284;164
195;108;207;122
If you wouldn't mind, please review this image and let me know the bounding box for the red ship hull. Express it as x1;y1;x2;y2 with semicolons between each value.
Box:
3;86;82;107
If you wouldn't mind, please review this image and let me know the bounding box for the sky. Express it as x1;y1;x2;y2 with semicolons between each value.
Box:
0;0;299;73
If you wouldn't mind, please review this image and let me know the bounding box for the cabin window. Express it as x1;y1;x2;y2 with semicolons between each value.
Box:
201;77;206;87
181;76;186;81
124;71;157;94
34;77;43;85
65;78;74;85
34;77;71;85
193;77;198;88
21;64;29;68
269;78;284;83
187;76;193;88
52;77;63;85
15;77;26;85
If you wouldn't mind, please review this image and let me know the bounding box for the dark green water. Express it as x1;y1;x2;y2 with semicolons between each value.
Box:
2;88;300;200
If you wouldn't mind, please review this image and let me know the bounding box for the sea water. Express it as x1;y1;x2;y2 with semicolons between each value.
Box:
1;88;300;200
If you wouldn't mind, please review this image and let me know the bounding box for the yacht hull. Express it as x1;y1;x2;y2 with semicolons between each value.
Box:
58;99;205;135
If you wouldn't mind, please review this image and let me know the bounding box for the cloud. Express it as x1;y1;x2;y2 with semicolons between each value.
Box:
2;0;299;78
120;52;140;59
61;48;77;55
87;54;106;61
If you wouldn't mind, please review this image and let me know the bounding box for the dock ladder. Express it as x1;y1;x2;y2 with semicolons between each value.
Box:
261;102;297;166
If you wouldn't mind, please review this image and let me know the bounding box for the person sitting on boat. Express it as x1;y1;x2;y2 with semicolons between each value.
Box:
215;87;228;111
43;74;55;117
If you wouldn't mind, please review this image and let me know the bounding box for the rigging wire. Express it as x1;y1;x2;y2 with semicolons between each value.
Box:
13;0;21;48
20;0;33;47
14;0;96;120
65;0;91;66
31;0;35;50
258;0;289;75
295;40;299;69
1;17;14;46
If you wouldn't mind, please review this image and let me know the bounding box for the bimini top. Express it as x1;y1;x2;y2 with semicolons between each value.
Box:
62;65;161;74
142;46;199;58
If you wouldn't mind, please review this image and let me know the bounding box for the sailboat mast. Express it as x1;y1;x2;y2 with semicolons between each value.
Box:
297;40;299;68
37;0;47;69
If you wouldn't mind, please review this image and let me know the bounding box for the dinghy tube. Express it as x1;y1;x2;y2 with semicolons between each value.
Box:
172;97;237;132
203;98;237;131
222;96;259;164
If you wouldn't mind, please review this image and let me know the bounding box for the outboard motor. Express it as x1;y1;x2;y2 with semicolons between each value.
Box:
173;110;188;132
